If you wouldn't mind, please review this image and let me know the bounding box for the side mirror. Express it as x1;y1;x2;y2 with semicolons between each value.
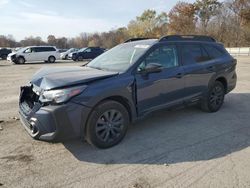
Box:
139;63;163;75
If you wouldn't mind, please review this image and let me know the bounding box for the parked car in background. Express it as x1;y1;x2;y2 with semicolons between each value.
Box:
68;48;83;59
72;47;105;61
58;49;68;53
19;35;237;148
60;48;79;60
0;48;12;60
7;46;60;64
13;47;22;52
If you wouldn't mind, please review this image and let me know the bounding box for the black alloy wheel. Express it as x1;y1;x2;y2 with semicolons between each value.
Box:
201;81;225;112
86;100;129;148
95;109;124;143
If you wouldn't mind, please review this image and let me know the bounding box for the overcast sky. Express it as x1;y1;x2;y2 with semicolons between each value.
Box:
0;0;195;41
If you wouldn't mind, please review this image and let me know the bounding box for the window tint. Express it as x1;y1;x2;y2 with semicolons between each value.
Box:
181;44;210;64
29;47;56;52
24;48;32;53
43;47;56;52
203;44;224;59
47;47;56;51
33;47;43;52
85;48;92;53
139;45;178;70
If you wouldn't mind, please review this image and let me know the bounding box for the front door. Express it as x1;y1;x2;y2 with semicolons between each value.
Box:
135;44;186;115
23;47;36;62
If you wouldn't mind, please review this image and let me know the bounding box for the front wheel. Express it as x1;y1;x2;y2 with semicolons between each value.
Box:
200;81;225;112
17;57;25;64
1;54;7;60
85;100;129;148
78;56;83;61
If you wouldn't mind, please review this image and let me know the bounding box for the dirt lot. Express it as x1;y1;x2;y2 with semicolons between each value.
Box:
0;58;250;188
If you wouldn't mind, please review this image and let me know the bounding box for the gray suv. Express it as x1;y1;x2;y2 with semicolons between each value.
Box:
19;35;237;148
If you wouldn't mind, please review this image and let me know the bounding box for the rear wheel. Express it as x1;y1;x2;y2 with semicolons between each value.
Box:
85;100;129;148
48;56;56;63
200;81;225;112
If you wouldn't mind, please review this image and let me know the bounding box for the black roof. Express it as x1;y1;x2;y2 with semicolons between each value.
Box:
124;35;216;44
159;35;216;42
124;38;153;43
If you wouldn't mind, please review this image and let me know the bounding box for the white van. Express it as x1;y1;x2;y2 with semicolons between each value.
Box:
7;46;60;64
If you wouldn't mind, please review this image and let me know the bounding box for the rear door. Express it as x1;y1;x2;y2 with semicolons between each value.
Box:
180;43;214;99
135;44;186;115
33;47;44;61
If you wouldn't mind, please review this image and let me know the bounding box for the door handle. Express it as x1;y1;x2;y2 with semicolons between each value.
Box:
175;73;183;78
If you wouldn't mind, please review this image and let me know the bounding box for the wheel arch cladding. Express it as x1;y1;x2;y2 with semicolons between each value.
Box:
215;77;228;93
19;55;25;60
95;96;132;122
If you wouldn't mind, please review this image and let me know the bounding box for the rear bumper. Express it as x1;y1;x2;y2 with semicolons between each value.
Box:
19;87;92;141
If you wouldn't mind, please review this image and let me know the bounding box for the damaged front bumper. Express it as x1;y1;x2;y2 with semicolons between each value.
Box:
19;86;91;141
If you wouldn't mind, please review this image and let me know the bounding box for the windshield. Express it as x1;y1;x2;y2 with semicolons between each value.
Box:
78;48;87;52
67;48;74;53
87;43;151;72
16;47;26;53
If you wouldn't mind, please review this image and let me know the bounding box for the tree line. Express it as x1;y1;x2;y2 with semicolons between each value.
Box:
0;0;249;49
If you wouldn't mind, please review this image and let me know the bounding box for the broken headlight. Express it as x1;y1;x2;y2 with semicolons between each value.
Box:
39;85;87;104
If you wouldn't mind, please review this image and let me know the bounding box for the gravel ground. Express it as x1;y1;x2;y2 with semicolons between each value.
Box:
0;58;250;188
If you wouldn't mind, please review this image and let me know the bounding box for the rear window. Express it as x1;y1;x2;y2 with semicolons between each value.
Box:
203;44;226;59
181;44;210;64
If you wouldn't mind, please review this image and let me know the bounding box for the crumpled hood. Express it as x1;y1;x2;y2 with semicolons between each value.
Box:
31;66;118;90
8;52;17;57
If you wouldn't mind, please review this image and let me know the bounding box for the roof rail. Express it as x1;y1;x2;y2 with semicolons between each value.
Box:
159;35;216;42
124;38;151;43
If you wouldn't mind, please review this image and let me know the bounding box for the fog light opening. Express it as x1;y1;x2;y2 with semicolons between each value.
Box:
30;123;38;134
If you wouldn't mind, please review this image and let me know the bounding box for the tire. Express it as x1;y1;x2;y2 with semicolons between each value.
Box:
1;54;7;60
86;100;129;148
17;57;25;64
78;56;83;61
65;54;68;60
200;81;225;112
48;56;56;63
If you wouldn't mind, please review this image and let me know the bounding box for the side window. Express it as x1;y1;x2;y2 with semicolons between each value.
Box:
181;44;210;64
139;45;178;70
38;47;46;52
42;47;55;52
24;48;32;53
49;47;56;51
203;44;224;59
85;48;92;53
33;47;42;52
